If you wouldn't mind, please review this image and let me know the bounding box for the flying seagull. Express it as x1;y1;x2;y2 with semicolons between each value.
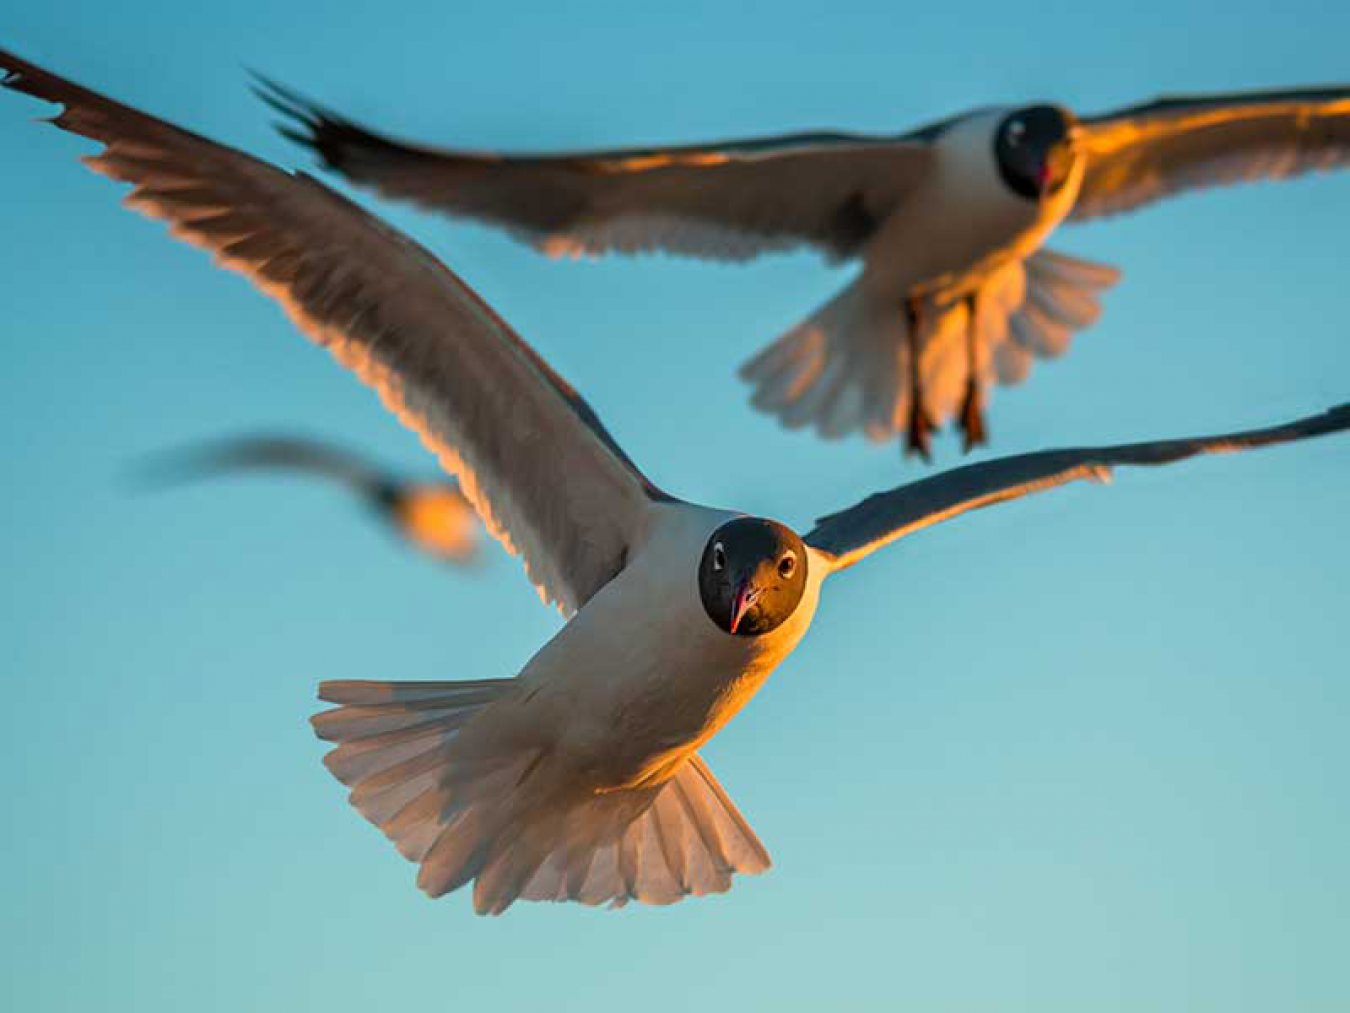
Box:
135;434;482;564
259;79;1350;458
4;50;1346;914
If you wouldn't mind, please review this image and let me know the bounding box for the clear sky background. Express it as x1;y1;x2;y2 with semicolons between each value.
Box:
3;3;1348;1011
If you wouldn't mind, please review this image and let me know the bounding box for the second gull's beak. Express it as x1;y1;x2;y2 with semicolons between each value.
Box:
1040;139;1078;196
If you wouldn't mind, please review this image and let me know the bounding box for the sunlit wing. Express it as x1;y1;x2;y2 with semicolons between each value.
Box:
806;405;1349;572
258;78;937;262
1071;86;1350;221
1;50;669;615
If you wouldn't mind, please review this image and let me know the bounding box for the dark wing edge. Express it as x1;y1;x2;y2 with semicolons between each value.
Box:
807;404;1350;572
253;75;933;262
253;73;889;171
1;48;667;614
130;434;390;496
1072;85;1350;221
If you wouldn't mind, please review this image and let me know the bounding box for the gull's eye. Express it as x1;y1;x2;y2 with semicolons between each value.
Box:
712;542;726;571
778;551;797;579
1007;120;1025;145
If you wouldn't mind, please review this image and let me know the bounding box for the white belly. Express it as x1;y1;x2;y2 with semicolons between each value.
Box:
506;503;824;790
863;109;1083;302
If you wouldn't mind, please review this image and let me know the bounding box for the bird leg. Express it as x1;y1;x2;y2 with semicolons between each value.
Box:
903;294;934;461
958;292;988;452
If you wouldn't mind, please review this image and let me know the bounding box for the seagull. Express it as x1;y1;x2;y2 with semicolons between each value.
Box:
134;434;482;564
258;79;1350;459
4;49;1346;915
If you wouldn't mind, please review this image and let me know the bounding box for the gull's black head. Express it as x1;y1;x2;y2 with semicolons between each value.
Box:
994;104;1078;201
698;518;807;637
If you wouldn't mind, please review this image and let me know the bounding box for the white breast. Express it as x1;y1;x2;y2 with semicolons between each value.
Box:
863;108;1083;300
511;501;824;790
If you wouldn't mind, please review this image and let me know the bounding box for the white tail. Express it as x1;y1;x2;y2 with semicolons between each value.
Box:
739;249;1121;443
739;277;909;441
313;680;771;914
1001;249;1122;380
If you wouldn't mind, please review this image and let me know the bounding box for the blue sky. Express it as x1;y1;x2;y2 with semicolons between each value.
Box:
2;2;1347;1010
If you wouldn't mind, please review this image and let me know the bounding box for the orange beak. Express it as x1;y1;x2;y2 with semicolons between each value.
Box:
1039;139;1076;196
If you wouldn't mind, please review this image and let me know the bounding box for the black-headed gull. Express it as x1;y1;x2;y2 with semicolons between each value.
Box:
261;81;1350;458
136;434;482;564
5;50;1346;914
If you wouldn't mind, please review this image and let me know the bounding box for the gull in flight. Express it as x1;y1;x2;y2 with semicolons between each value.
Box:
4;49;1346;914
135;434;482;564
261;80;1350;458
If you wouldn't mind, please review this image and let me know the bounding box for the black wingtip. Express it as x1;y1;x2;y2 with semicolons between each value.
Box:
248;72;315;126
1317;402;1350;432
246;69;310;109
0;53;36;94
245;70;341;155
244;71;376;171
274;123;314;148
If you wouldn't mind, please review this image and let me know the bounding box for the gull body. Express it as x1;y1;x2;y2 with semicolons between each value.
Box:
505;503;823;791
4;49;1344;914
865;109;1083;301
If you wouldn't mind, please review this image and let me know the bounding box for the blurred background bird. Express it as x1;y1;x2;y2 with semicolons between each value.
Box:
134;434;483;565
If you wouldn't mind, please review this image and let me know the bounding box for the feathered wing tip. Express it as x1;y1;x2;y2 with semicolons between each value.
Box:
313;680;770;914
739;250;1121;448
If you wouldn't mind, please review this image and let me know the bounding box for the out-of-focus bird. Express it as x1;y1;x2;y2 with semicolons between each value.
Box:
135;435;482;564
5;49;1346;914
261;81;1350;458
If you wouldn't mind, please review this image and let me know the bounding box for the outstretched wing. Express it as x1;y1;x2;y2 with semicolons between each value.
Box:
259;79;938;262
806;405;1349;572
1071;86;1350;221
135;434;392;497
1;50;668;616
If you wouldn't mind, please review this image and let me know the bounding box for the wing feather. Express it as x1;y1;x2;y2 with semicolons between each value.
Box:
133;434;388;495
259;79;937;262
1073;86;1350;220
2;50;668;614
806;405;1349;571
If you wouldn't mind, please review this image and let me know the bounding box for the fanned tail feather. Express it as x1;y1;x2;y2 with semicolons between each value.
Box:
739;251;1120;447
739;277;910;442
313;680;771;914
1004;248;1122;368
501;757;770;914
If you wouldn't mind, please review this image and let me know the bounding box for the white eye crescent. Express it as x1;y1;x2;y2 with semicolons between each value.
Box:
778;552;797;579
1007;120;1025;144
712;542;726;571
